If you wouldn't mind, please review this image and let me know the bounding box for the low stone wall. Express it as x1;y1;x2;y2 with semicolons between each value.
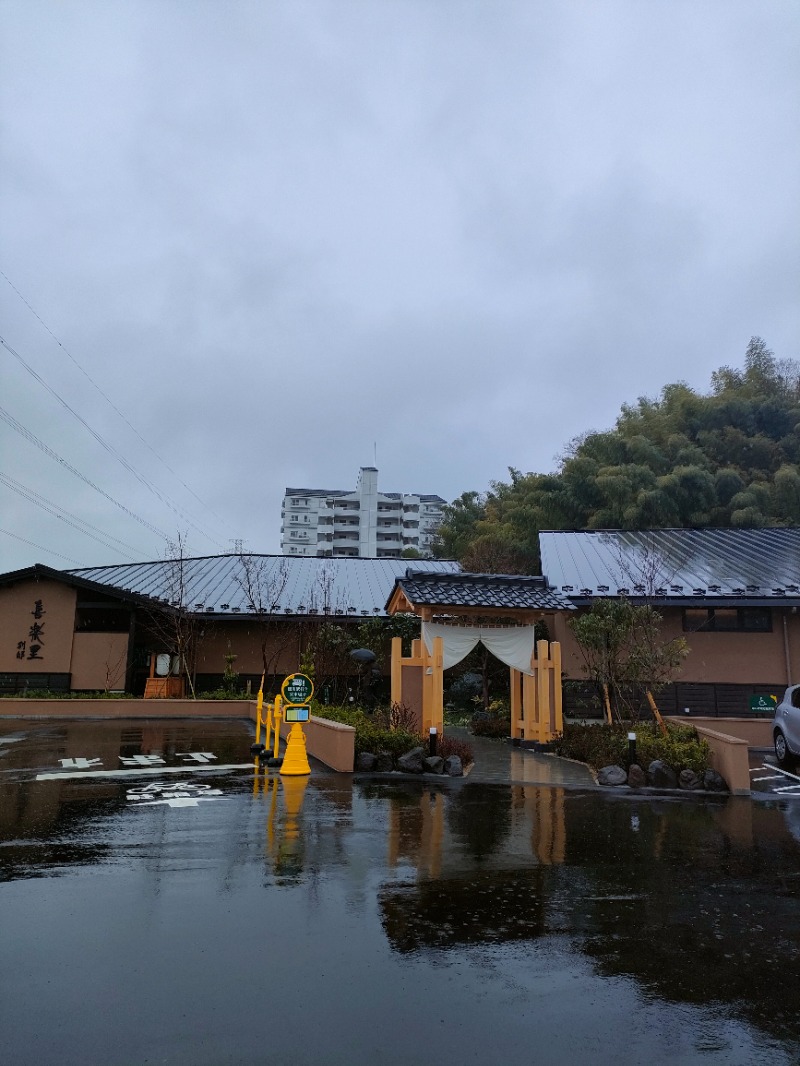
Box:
665;717;773;748
666;716;756;796
276;715;355;774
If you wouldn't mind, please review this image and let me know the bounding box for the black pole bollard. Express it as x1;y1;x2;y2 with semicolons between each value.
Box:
429;727;438;758
628;731;637;768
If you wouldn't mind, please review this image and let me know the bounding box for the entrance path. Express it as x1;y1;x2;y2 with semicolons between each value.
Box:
447;726;596;788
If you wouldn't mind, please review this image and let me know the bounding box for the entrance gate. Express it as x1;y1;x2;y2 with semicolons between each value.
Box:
385;570;574;742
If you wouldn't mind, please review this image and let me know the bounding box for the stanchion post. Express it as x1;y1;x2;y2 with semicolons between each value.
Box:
272;696;283;761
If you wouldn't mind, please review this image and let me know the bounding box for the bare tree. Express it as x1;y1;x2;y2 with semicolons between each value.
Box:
143;532;200;698
234;553;293;679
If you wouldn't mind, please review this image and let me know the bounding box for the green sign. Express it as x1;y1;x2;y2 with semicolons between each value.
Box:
284;704;311;723
749;694;777;713
282;673;314;705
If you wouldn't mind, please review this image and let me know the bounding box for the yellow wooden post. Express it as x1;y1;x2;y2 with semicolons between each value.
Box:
510;668;522;740
552;640;563;736
522;671;537;741
537;639;550;743
391;637;403;708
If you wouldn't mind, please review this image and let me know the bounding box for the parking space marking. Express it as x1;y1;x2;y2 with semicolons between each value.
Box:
750;762;800;795
35;763;254;781
126;781;225;808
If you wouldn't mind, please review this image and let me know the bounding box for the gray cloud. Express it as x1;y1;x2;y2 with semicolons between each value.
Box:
1;0;797;569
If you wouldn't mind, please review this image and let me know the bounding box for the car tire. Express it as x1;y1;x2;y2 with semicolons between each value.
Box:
774;730;796;770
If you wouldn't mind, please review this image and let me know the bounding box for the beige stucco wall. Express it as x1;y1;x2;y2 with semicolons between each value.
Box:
70;632;129;690
194;621;307;676
0;579;76;674
552;606;799;686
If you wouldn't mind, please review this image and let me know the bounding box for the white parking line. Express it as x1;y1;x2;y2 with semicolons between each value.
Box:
751;774;784;781
35;763;254;781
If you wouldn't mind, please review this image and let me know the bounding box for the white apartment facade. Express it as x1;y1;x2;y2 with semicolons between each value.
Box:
281;467;446;558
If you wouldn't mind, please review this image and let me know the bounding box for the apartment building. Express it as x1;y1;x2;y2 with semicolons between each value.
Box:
281;467;446;558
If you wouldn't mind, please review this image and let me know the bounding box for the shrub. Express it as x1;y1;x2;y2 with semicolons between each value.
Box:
313;702;424;760
373;702;419;732
471;715;512;738
555;722;710;775
438;734;474;766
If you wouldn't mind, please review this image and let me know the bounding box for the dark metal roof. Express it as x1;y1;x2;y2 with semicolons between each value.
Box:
390;570;574;612
539;529;800;604
68;555;460;618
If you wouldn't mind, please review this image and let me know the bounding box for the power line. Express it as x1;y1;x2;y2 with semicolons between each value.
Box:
0;333;225;549
0;471;145;561
0;404;169;541
0;526;81;565
0;269;233;533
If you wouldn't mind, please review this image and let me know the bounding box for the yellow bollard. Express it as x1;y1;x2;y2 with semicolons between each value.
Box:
263;699;273;753
255;684;264;747
272;696;283;761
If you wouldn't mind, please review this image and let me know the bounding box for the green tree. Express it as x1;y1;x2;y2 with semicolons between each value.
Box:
569;599;688;722
435;338;800;573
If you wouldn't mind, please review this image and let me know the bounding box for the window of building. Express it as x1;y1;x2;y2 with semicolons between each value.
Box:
682;607;772;633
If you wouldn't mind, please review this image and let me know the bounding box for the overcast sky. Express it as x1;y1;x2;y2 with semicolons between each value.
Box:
1;0;797;571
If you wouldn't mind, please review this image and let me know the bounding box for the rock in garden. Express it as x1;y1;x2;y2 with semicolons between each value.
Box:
647;760;678;789
444;755;463;777
678;768;702;790
397;747;426;774
424;756;445;775
627;763;646;788
355;752;377;773
703;768;728;792
598;765;628;787
375;751;393;773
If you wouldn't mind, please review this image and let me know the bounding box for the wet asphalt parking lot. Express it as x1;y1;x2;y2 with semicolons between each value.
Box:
1;717;800;1066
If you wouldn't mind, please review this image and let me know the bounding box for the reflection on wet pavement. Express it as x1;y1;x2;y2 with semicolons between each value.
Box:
1;718;799;1065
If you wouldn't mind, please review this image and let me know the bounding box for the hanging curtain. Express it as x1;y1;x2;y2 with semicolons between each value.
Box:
422;621;538;675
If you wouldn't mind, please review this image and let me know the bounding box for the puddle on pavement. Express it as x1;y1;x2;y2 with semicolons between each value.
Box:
1;718;799;1065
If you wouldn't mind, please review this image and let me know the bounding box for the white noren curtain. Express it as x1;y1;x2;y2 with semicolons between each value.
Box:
422;621;537;675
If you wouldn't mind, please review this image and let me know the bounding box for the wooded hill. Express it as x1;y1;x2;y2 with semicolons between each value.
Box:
434;338;800;574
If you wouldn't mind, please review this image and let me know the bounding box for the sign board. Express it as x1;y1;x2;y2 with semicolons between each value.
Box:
282;673;314;705
284;704;311;723
749;694;777;713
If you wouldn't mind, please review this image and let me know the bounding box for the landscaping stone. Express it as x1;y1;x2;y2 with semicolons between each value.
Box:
355;752;377;773
444;755;463;777
424;756;445;775
627;763;646;788
375;751;394;773
703;768;728;792
678;768;702;790
598;764;627;786
397;747;426;774
647;760;678;789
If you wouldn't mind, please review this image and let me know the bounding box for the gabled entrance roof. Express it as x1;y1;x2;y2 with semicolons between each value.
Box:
386;569;574;618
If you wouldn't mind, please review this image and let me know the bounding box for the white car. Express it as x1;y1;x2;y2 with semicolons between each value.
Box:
772;684;800;769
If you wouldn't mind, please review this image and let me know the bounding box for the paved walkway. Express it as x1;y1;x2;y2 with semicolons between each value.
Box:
448;727;597;788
